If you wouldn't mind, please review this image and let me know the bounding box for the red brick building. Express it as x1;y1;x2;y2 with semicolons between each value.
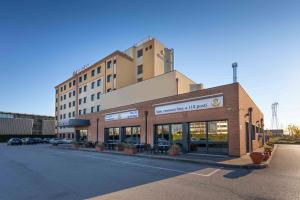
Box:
72;83;263;156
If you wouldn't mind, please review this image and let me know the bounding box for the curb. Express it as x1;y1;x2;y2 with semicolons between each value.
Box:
51;145;268;169
263;144;278;167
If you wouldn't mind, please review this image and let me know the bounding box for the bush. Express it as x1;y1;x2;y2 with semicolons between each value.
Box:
95;142;104;147
266;141;274;147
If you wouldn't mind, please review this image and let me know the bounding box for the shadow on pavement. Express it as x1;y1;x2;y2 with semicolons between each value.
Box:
223;168;253;179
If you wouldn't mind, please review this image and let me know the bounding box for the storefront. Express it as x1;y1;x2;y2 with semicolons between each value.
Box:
76;83;264;157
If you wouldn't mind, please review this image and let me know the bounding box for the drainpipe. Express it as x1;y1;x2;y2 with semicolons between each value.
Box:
144;111;148;145
96;118;99;143
248;107;253;152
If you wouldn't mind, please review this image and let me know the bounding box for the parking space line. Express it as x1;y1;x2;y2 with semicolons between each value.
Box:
49;148;221;177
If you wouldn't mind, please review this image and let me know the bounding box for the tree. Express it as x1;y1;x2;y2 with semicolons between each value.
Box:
288;124;300;138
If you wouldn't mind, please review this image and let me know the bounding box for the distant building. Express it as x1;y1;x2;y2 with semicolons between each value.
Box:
267;129;284;137
0;111;55;141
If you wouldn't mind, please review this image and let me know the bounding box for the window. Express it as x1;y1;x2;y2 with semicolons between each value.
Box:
107;88;112;92
107;128;120;142
83;85;87;92
79;76;82;82
91;106;94;113
79;110;82;115
73;90;75;96
72;101;75;107
84;74;87;80
60;105;62;110
189;122;206;142
91;94;95;101
107;74;112;82
156;125;169;145
60;96;63;101
137;64;143;74
63;104;66;109
69;102;72;108
113;74;116;78
149;45;152;49
113;59;116;64
97;79;101;87
69;82;72;88
91;82;95;89
83;109;86;115
97;66;101;74
56;98;58;103
107;60;112;68
72;111;75;117
137;49;143;57
64;85;66;90
56;89;58;94
60;115;62;119
64;94;66;100
97;92;101;99
60;87;63;92
91;70;95;77
171;124;183;143
97;105;100;112
145;47;148;51
79;87;82;94
68;112;71;118
125;126;141;144
79;98;82;105
83;97;87;103
73;80;76;86
137;78;143;82
55;107;58;111
69;92;72;98
63;114;66;119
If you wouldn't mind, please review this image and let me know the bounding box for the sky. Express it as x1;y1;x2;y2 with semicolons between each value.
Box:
0;0;299;129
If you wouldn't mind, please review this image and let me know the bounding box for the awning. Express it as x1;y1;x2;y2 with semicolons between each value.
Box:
58;119;90;127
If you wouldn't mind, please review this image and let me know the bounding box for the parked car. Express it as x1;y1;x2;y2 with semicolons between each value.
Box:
22;138;35;145
7;138;22;145
33;137;43;144
49;138;64;145
62;138;74;144
43;138;51;143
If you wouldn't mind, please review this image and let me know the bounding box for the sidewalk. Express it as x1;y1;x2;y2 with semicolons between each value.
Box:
52;144;277;169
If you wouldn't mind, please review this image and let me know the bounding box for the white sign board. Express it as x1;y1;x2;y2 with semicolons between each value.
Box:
155;96;223;115
105;110;139;121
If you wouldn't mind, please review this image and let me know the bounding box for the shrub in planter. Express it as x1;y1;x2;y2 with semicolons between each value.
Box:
95;142;104;152
264;145;273;155
266;141;274;148
115;143;124;151
167;144;181;156
123;143;137;155
250;152;265;164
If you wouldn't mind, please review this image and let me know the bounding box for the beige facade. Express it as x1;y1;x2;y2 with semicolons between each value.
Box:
55;37;179;135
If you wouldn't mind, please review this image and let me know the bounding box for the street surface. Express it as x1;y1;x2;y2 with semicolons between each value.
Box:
0;144;299;200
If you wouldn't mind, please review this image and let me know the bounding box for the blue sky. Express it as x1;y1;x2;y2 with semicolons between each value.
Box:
0;0;299;128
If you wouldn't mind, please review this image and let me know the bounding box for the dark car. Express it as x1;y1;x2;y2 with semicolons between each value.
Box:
22;138;35;145
7;138;22;145
43;138;51;143
33;138;43;144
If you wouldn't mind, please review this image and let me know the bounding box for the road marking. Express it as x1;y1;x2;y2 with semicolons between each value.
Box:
49;148;221;177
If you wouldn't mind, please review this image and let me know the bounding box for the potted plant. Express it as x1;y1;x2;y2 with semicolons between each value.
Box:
250;152;265;164
264;145;273;156
73;142;80;149
167;144;181;156
95;142;104;152
123;143;137;155
263;153;270;161
115;143;124;151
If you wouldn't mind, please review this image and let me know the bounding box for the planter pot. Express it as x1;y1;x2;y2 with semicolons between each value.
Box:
115;146;124;151
263;153;270;161
125;147;137;155
264;150;272;156
250;152;265;164
168;151;179;156
95;146;104;152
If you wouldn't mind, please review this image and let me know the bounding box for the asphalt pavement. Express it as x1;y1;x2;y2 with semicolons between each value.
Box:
0;144;299;200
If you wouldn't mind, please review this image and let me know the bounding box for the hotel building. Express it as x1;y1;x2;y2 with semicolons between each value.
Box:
55;37;264;156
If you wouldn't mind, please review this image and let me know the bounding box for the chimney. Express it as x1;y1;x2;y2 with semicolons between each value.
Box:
232;62;238;83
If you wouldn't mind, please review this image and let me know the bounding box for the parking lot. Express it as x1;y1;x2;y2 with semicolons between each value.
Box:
0;144;299;200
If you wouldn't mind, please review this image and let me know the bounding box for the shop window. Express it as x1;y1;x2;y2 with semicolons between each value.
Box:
125;126;140;144
108;128;120;142
171;124;183;144
156;125;169;145
207;121;228;142
190;122;206;142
